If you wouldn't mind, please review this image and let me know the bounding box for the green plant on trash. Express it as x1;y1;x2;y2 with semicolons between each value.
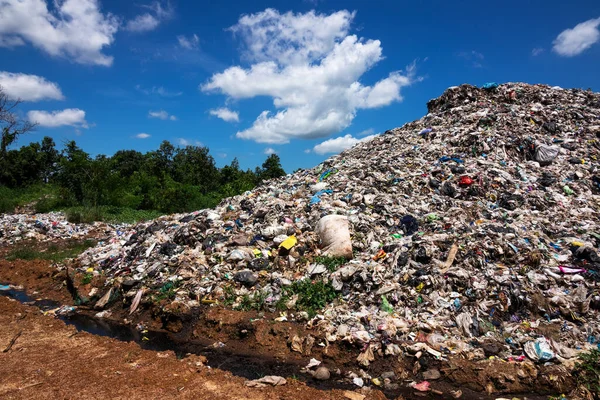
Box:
81;273;93;285
573;348;600;396
314;256;346;272
222;285;267;311
236;290;268;312
222;285;237;307
277;279;339;317
152;281;179;302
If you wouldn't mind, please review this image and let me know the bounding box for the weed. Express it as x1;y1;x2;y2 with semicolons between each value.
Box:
152;281;179;303
81;273;93;285
277;279;339;317
5;239;96;262
235;290;267;312
222;285;237;307
573;349;600;396
314;256;346;272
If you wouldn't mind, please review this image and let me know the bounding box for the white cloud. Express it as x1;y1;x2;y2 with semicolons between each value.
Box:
202;9;417;144
312;133;377;155
209;107;239;122
177;138;202;146
148;109;177;120
553;17;600;57
135;133;151;139
531;47;544;56
263;147;276;155
125;14;159;32
357;128;374;136
177;34;199;49
135;85;182;97
125;1;173;33
0;71;64;101
28;108;88;128
0;0;119;66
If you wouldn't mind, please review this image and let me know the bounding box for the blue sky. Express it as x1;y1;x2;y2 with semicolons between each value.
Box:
1;0;600;172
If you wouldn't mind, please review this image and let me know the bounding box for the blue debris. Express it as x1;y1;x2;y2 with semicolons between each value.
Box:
482;82;499;90
310;189;333;205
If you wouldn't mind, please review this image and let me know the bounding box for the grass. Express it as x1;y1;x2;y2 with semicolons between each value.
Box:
314;256;347;272
277;279;339;317
573;349;600;396
0;185;58;213
64;206;163;224
5;239;96;262
0;185;164;224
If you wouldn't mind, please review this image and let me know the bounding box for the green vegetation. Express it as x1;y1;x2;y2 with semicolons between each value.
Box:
0;87;287;221
152;281;180;302
64;206;163;224
81;273;94;285
222;285;268;312
573;348;600;396
5;239;96;262
236;290;268;312
314;255;347;272
278;279;339;317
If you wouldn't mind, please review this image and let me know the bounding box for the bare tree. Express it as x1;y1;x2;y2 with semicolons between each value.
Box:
0;85;37;158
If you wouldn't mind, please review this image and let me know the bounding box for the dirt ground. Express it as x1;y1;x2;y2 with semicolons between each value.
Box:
0;295;367;400
0;241;580;400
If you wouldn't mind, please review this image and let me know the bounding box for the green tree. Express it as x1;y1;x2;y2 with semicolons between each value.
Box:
259;154;286;181
40;136;59;183
173;145;219;192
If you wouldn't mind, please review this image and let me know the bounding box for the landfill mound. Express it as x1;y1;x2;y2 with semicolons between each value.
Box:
79;83;600;367
0;212;104;243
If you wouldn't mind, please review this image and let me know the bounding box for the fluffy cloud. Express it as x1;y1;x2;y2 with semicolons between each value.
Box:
0;71;64;101
0;0;119;66
202;9;417;144
553;17;600;56
125;1;173;33
148;110;177;120
177;34;199;49
177;138;202;146
312;133;377;155
125;14;159;32
135;133;151;139
263;147;276;155
28;108;88;128
209;107;239;122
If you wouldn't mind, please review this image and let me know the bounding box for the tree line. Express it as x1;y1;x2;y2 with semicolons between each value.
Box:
0;87;286;215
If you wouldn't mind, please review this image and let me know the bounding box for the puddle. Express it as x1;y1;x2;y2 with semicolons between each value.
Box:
0;284;357;394
0;284;551;400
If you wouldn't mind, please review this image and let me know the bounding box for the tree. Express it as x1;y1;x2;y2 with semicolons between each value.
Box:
40;136;59;183
0;86;36;158
259;154;286;181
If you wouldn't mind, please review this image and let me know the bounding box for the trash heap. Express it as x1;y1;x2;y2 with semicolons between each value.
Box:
0;212;101;243
79;83;600;367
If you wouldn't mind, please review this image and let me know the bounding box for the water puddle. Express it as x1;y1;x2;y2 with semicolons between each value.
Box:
1;284;546;400
0;284;358;394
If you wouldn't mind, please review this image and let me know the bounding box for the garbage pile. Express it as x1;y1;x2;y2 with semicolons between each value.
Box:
79;83;600;369
0;212;104;243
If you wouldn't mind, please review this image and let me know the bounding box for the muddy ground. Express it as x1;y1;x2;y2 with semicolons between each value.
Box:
0;239;582;399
